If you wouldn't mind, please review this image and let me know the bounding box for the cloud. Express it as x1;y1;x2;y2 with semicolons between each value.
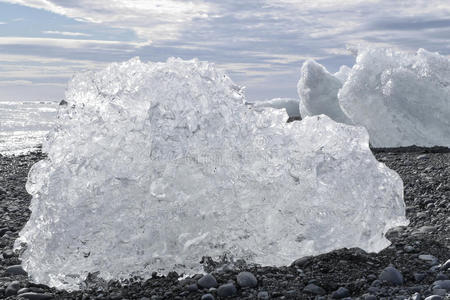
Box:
0;37;149;49
0;0;449;101
0;79;65;87
0;22;6;25
43;30;91;37
0;79;33;86
2;0;211;42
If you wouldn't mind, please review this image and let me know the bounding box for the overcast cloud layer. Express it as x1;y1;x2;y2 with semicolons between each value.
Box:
0;0;449;101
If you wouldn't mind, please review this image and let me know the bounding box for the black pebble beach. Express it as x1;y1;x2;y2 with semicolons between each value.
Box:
0;147;449;299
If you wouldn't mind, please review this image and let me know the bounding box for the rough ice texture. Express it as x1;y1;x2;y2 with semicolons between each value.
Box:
339;48;450;147
17;57;408;290
297;60;352;124
249;98;300;118
334;65;352;83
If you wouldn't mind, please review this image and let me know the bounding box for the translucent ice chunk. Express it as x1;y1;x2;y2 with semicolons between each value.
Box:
297;60;352;124
249;98;300;118
16;57;407;290
339;48;450;147
334;65;352;83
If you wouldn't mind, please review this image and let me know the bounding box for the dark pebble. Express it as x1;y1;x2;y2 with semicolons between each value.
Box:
303;283;326;295
217;283;237;298
292;256;313;267
197;274;218;289
236;271;257;288
3;249;14;258
186;283;198;292
331;287;350;298
419;254;439;265
379;266;403;285
414;272;427;282
0;227;9;237
17;292;53;300
432;280;450;291
432;288;446;296
6;264;27;276
5;280;20;296
201;294;215;300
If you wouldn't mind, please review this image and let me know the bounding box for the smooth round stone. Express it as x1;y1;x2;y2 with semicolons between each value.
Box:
3;249;14;258
433;280;450;291
257;291;269;300
379;266;404;285
424;296;443;300
303;283;326;295
432;289;447;296
186;283;198;292
6;265;27;275
201;294;215;300
419;254;439;265
5;281;20;296
217;283;237;298
331;287;350;299
236;271;258;288
292;256;313;267
17;292;53;300
197;274;218;289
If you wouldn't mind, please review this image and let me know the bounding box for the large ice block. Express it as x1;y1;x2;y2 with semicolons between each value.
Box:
16;57;407;290
297;60;352;124
339;48;450;147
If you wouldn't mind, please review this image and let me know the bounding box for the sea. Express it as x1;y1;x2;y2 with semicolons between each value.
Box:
0;100;58;155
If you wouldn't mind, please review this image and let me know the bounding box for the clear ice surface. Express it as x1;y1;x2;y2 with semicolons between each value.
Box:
249;98;300;118
333;65;352;83
297;60;352;124
17;57;408;290
339;48;450;147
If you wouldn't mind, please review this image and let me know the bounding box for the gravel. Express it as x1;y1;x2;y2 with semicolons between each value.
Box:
0;147;449;299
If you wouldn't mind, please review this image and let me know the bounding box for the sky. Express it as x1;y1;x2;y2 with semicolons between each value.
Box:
0;0;449;102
